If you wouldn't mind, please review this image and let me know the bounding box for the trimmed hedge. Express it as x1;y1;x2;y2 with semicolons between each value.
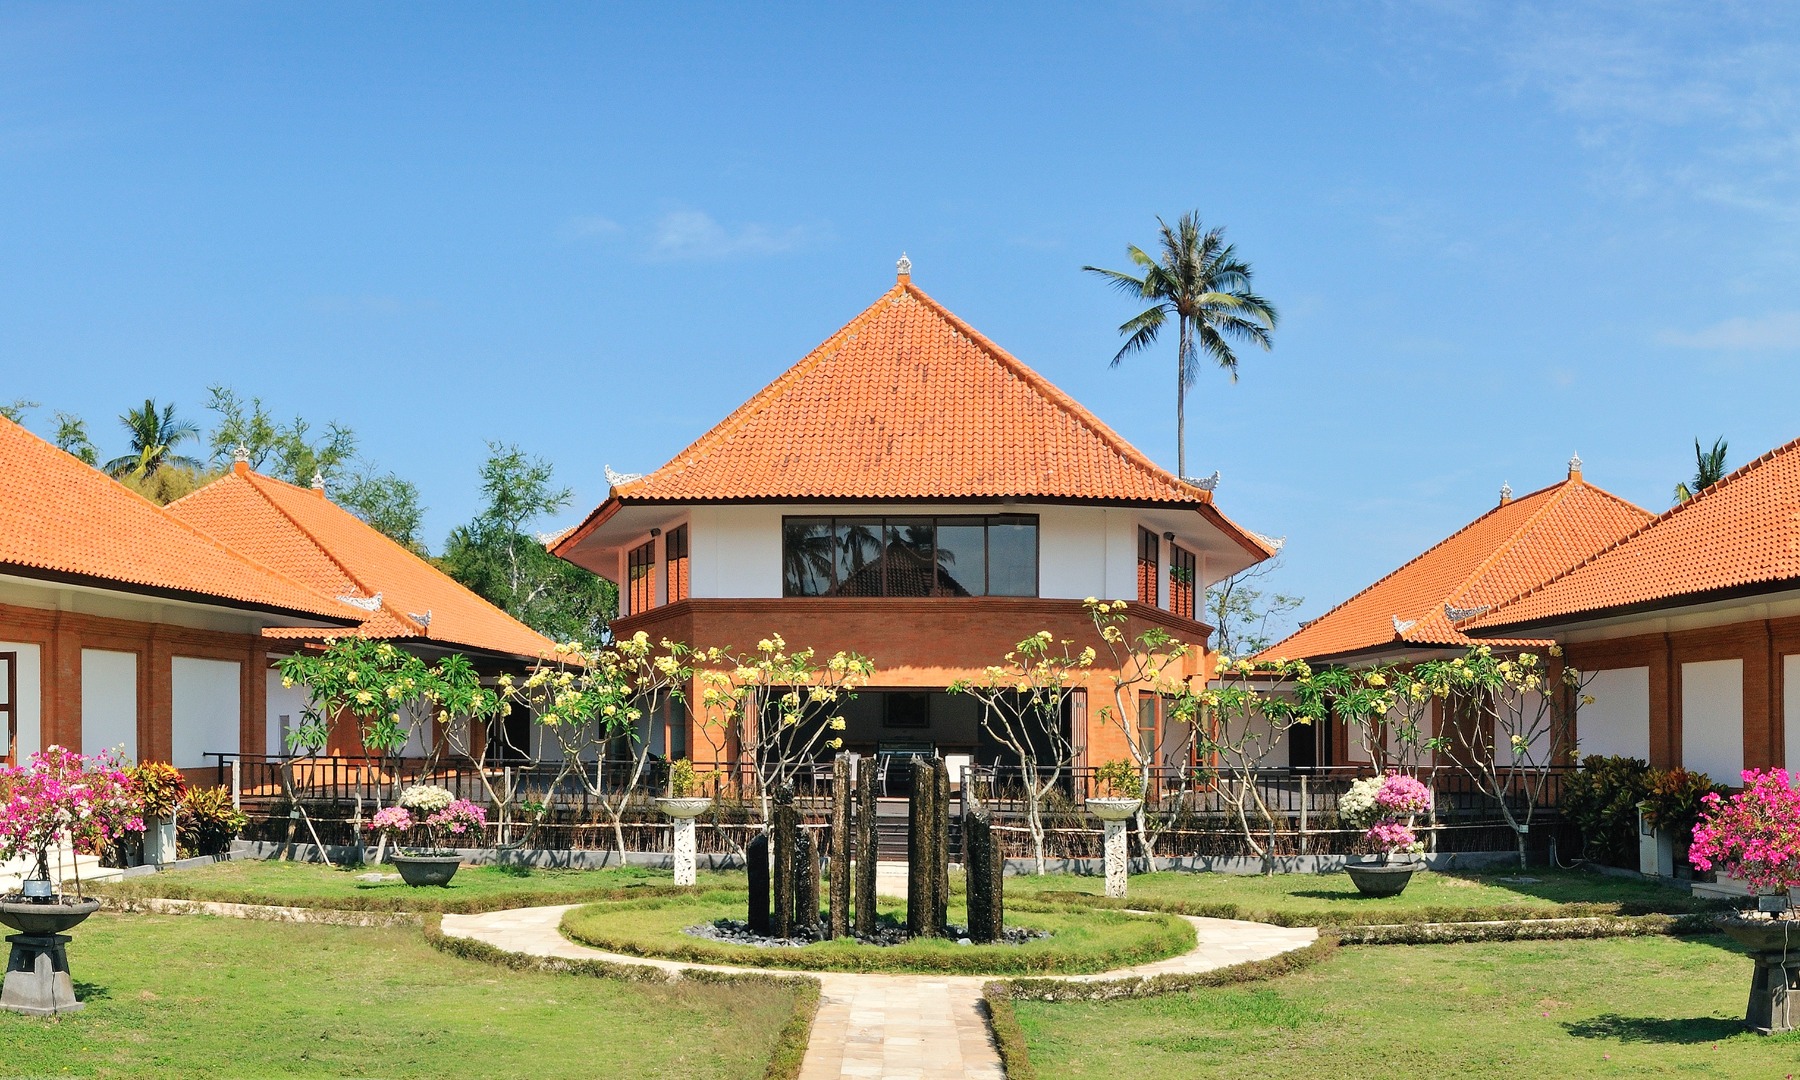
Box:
421;914;822;1080
1334;911;1718;945
95;874;699;914
1022;889;1725;929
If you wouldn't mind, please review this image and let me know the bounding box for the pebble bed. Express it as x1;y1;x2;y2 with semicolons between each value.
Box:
685;918;1050;948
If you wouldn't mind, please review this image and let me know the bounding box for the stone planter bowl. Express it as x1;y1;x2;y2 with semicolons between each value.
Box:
1345;859;1417;898
1716;912;1800;953
656;797;714;820
390;854;462;887
1086;798;1142;822
0;898;101;936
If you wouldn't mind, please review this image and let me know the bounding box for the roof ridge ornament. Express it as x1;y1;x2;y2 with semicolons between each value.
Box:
1445;602;1490;622
233;443;250;465
336;590;383;612
311;469;326;496
1568;452;1583;478
1184;470;1221;492
604;465;643;489
1393;616;1418;636
408;609;432;629
1499;480;1512;504
896;252;912;282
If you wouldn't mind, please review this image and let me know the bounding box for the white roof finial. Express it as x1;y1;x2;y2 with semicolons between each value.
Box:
1568;452;1583;477
233;443;250;466
1499;480;1512;504
896;252;912;280
312;469;326;494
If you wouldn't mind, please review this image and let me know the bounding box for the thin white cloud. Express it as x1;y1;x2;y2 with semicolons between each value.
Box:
1658;311;1800;351
646;210;813;261
560;214;622;241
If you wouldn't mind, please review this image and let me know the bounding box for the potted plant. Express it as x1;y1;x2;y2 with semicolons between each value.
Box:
655;758;713;820
1086;757;1144;821
1341;772;1432;897
1639;766;1724;879
369;784;487;887
0;746;143;1015
1689;768;1800;1034
128;761;187;866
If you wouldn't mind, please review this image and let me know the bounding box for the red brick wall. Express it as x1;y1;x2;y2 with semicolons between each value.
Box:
0;600;270;764
1566;615;1800;775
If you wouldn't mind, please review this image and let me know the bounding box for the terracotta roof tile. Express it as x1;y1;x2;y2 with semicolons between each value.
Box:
1465;438;1800;633
1262;476;1652;662
169;470;556;661
0;418;352;621
556;281;1272;560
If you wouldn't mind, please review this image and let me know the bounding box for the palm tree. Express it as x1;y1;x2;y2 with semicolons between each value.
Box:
1084;212;1277;479
1674;437;1729;504
104;399;202;480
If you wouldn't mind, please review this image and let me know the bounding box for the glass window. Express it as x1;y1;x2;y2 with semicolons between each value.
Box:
934;518;986;597
628;539;655;613
1169;543;1196;620
1137;527;1160;605
665;524;690;603
782;518;834;597
986;515;1038;597
834;518;884;597
884;519;936;597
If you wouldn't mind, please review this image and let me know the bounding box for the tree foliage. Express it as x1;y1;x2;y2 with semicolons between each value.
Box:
1673;436;1728;504
1085;212;1277;477
105;398;204;480
1206;557;1304;658
439;442;615;641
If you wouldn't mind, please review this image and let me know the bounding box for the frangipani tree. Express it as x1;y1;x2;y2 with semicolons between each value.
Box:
1304;663;1447;777
1195;655;1326;863
505;632;713;861
700;634;873;823
952;629;1087;875
1427;644;1590;869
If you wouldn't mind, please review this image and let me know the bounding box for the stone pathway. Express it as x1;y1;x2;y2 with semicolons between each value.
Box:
440;905;1316;1080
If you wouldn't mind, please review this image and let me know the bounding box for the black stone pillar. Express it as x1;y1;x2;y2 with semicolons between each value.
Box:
962;803;1004;943
794;833;819;933
908;756;948;938
772;784;797;939
854;760;878;936
746;833;771;936
829;755;853;939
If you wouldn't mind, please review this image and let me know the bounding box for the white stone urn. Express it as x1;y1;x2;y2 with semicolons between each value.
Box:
657;797;713;886
1086;798;1142;898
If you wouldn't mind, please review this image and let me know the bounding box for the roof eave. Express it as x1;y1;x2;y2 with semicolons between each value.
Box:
0;562;360;627
1464;577;1800;638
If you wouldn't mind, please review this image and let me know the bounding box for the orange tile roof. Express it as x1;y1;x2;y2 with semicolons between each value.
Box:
169;468;556;661
1261;474;1652;663
0;417;353;622
1465;438;1800;634
555;279;1273;560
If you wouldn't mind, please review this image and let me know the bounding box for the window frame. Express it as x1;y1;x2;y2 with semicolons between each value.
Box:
665;524;690;604
780;514;1040;598
627;538;656;614
1137;527;1160;607
1168;542;1197;621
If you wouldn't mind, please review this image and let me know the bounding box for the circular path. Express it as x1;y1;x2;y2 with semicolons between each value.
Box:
441;905;1317;1080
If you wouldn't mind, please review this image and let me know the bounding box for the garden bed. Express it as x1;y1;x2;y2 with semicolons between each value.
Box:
559;891;1195;974
0;912;806;1079
91;858;745;913
1004;933;1793;1079
1004;867;1723;927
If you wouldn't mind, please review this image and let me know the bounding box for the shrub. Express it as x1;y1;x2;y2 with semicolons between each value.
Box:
1093;759;1143;800
177;786;248;857
669;758;698;798
1641;766;1726;839
1689;768;1800;893
129;761;188;819
1338;775;1382;830
1562;754;1650;867
398;783;454;814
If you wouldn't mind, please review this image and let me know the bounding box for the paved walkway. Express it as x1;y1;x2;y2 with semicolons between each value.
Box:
441;905;1315;1080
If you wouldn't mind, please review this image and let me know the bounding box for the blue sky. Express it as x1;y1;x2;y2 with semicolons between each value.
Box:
4;3;1798;636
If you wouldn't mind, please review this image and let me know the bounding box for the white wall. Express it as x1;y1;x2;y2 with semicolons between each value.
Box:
0;643;42;761
265;673;310;756
1579;667;1651;762
171;657;240;767
1682;659;1744;782
81;648;137;760
1784;655;1800;776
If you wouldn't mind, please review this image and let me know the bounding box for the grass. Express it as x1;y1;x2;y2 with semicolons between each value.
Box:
92;857;746;913
0;913;807;1079
1010;933;1800;1079
1004;867;1722;927
559;890;1195;974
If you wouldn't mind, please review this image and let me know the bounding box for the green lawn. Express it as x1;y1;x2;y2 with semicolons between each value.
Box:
1012;934;1798;1078
560;890;1195;974
94;858;746;912
0;913;804;1079
1004;867;1719;926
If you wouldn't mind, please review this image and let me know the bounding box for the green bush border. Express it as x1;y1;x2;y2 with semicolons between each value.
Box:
980;935;1342;1078
1021;889;1724;928
95;875;699;914
421;914;821;1080
558;898;1196;976
1333;911;1718;945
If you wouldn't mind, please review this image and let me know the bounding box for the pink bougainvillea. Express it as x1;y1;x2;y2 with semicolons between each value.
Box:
1361;772;1432;856
1689;768;1800;893
367;798;486;852
0;745;144;887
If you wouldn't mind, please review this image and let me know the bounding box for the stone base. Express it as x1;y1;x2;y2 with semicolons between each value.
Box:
1746;952;1800;1035
3;933;84;1016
